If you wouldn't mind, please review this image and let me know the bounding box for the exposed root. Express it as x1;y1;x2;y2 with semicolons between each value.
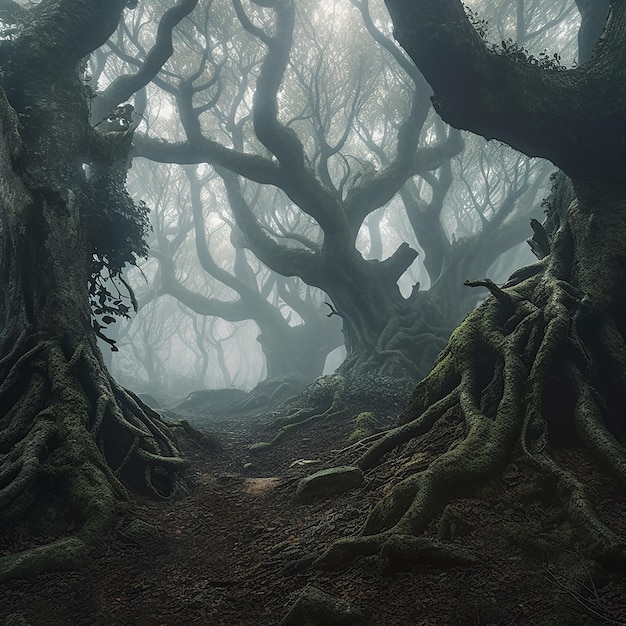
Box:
332;429;391;455
249;373;410;452
340;304;453;382
0;537;88;583
250;375;349;451
0;334;187;545
545;563;626;625
358;387;459;470
315;533;477;574
172;376;309;420
318;218;626;571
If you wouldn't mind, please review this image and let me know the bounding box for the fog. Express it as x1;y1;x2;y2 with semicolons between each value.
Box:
92;0;580;402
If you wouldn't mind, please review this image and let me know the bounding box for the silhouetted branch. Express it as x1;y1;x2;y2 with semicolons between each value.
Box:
94;0;199;120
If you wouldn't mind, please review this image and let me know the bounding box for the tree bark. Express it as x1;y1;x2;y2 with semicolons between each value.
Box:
315;0;626;571
384;0;626;180
0;1;186;544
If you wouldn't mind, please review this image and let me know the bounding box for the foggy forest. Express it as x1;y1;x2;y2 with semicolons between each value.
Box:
1;0;626;623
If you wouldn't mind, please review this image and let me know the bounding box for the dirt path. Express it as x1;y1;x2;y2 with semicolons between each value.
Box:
2;411;626;625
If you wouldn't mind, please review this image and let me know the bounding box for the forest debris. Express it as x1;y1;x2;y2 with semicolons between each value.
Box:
243;477;281;496
289;458;322;468
295;466;364;502
278;586;366;626
2;615;32;626
269;537;301;555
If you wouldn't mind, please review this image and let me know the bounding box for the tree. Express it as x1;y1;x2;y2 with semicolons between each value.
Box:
316;0;626;570
394;133;551;333
150;165;344;382
133;0;462;383
0;1;190;551
134;0;549;385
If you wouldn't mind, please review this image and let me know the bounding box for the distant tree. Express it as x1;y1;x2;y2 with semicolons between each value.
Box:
150;166;344;382
114;295;180;393
134;0;452;382
135;0;546;384
317;0;626;571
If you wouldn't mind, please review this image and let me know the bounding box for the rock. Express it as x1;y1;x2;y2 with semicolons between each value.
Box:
295;466;364;502
278;586;366;626
119;519;162;546
0;537;88;583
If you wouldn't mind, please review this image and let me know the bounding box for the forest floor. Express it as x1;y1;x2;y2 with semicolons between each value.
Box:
2;388;626;626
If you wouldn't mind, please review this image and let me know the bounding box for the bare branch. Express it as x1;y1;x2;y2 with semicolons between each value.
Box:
94;0;200;121
383;0;626;178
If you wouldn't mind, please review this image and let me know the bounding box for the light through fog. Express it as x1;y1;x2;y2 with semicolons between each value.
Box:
98;0;579;403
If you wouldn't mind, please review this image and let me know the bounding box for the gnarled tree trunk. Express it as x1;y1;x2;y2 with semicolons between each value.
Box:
0;1;186;548
316;0;626;571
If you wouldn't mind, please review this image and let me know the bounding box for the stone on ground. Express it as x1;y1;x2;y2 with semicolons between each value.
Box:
295;466;364;502
278;585;366;626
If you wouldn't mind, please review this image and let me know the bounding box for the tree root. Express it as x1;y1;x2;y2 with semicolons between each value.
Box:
340;305;452;382
249;373;410;451
0;334;187;542
315;533;477;574
0;537;88;583
250;375;349;451
317;232;626;571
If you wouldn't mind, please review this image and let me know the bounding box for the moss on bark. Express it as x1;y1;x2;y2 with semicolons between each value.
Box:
0;2;189;578
316;195;626;571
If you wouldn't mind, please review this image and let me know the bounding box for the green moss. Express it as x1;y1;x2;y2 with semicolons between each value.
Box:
0;537;88;582
348;411;378;442
67;463;118;539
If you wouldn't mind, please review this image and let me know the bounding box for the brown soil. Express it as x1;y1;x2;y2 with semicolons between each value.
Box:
2;407;626;626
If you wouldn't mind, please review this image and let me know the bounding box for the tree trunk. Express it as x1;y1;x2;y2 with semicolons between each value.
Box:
258;320;342;381
315;0;626;571
322;239;480;382
317;182;626;570
0;3;186;544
